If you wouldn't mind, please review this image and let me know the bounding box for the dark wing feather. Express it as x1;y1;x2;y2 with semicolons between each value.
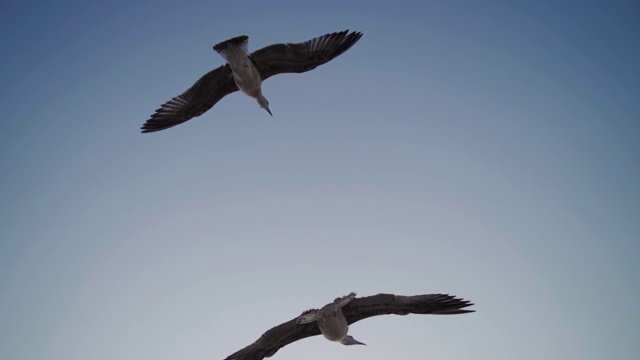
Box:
224;316;321;360
250;30;363;81
223;293;473;360
141;64;238;133
343;293;475;325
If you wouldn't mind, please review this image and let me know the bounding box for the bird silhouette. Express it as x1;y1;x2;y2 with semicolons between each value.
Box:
223;292;474;360
141;30;363;133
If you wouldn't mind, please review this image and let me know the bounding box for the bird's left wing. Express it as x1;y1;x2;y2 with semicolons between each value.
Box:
250;30;363;81
224;311;321;360
342;293;475;325
141;64;238;133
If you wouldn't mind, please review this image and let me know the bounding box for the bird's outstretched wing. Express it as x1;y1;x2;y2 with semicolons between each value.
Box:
250;30;363;81
342;293;475;325
223;315;321;360
141;64;238;133
223;293;473;360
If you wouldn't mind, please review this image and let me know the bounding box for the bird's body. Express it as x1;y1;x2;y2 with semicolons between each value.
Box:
227;55;263;99
297;292;364;345
212;35;271;114
224;292;474;360
141;30;363;133
316;305;350;342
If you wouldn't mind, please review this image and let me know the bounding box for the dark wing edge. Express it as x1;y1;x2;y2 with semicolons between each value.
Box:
140;64;238;133
343;293;475;325
251;29;363;81
224;317;321;360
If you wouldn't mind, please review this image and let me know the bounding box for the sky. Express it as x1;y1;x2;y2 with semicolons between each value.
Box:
1;0;639;359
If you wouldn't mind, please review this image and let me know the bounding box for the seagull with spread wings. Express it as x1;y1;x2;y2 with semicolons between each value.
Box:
141;30;363;133
224;292;474;360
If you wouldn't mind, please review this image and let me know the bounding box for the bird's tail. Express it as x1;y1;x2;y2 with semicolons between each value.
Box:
334;292;357;307
213;35;249;60
296;311;318;324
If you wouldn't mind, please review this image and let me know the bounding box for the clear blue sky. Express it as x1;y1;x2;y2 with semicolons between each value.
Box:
1;1;638;359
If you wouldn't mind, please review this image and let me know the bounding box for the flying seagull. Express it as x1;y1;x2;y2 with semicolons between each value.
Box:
141;30;363;133
224;292;474;360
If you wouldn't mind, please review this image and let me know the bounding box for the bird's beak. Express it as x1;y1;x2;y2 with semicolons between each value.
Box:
265;107;272;116
341;336;366;346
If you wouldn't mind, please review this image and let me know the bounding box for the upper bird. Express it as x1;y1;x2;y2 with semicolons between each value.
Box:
223;292;474;360
141;30;363;133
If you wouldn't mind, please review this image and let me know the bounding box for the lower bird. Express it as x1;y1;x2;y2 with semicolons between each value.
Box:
224;292;474;360
141;30;363;133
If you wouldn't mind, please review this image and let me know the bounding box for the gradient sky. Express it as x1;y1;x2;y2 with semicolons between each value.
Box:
1;1;639;359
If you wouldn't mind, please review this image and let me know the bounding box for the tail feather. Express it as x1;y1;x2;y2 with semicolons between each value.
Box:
335;292;356;307
213;35;249;60
296;311;318;324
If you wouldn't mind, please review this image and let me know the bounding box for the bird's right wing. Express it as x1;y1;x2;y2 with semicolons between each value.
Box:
141;64;238;133
250;30;363;81
224;312;321;360
342;293;475;325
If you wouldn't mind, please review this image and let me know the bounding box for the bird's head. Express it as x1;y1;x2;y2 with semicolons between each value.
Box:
340;335;366;346
257;94;272;116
